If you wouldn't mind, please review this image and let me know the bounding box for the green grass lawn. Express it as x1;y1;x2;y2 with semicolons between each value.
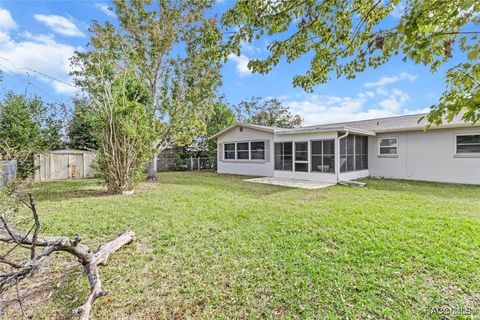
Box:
4;172;480;319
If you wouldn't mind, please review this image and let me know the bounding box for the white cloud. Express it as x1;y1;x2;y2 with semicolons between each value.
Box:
0;8;17;42
228;53;252;76
0;8;17;31
364;72;417;88
240;41;263;55
0;32;9;42
34;14;85;37
390;2;405;18
280;86;419;126
378;89;410;112
0;29;80;95
94;3;115;17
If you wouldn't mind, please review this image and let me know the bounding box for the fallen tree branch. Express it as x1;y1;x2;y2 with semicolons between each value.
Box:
0;193;135;319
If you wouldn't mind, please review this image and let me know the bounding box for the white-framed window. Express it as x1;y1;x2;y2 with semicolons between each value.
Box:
250;141;265;160
456;134;480;154
294;141;308;172
224;143;235;160
378;137;398;156
237;142;249;160
224;141;266;161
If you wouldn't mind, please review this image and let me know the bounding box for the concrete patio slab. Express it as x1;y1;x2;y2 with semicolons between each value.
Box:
245;177;334;189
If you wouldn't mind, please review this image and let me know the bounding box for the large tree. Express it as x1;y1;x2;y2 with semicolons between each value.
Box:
202;99;236;157
234;97;303;128
222;0;480;125
73;0;222;180
67;98;98;151
76;46;159;193
0;92;63;178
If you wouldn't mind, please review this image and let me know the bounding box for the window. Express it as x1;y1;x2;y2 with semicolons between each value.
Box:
223;141;266;161
379;137;398;156
340;135;369;172
294;142;308;172
224;143;235;160
250;141;265;160
274;142;293;171
456;134;480;154
311;140;335;173
237;142;249;160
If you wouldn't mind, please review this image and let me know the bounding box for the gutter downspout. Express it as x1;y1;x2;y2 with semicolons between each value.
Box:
337;131;349;183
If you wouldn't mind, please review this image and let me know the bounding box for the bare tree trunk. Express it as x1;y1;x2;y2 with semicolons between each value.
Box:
0;194;135;319
147;152;157;180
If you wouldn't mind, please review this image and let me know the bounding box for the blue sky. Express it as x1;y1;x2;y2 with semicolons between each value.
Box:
0;0;463;125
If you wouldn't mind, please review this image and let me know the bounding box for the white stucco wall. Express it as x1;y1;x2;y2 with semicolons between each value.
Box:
338;170;369;181
369;127;480;184
216;126;275;176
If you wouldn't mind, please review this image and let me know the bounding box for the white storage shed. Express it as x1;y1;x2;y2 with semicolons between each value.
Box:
34;149;96;181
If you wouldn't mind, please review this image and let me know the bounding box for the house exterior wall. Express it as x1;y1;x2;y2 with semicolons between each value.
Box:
216;126;275;176
273;131;339;183
338;170;369;181
369;127;480;184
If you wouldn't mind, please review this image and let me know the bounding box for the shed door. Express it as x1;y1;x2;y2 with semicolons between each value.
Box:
53;154;69;180
69;154;83;179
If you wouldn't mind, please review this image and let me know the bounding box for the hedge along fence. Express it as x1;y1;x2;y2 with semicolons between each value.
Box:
0;160;17;187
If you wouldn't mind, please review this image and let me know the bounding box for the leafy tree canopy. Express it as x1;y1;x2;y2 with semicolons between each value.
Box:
73;0;223;179
0;92;63;177
222;0;480;124
206;99;237;139
73;0;222;146
234;97;303;128
202;99;236;157
67;98;98;151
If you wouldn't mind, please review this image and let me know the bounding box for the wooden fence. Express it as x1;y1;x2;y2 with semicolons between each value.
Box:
0;160;17;187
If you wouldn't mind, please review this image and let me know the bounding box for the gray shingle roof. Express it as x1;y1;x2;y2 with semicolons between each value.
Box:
285;112;477;133
211;113;478;139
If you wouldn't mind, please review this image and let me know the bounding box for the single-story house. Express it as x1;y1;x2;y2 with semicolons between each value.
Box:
210;113;480;185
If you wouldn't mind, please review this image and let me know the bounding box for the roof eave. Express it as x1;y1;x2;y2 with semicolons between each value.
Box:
373;122;480;133
209;123;275;140
275;126;376;136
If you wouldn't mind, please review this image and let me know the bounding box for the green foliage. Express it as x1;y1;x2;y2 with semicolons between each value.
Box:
73;0;222;147
426;61;480;125
73;0;223;179
206;100;237;138
92;68;158;193
234;97;303;128
0;92;63;178
222;0;480;124
203;100;236;157
160;101;236;160
67;98;98;150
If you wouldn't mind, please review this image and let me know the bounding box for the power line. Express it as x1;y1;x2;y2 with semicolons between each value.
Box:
0;62;62;102
0;55;81;91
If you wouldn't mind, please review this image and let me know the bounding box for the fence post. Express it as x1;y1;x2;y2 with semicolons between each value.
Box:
190;157;193;171
197;157;200;171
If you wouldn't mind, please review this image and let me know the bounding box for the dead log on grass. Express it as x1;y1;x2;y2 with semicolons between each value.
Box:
0;192;135;319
